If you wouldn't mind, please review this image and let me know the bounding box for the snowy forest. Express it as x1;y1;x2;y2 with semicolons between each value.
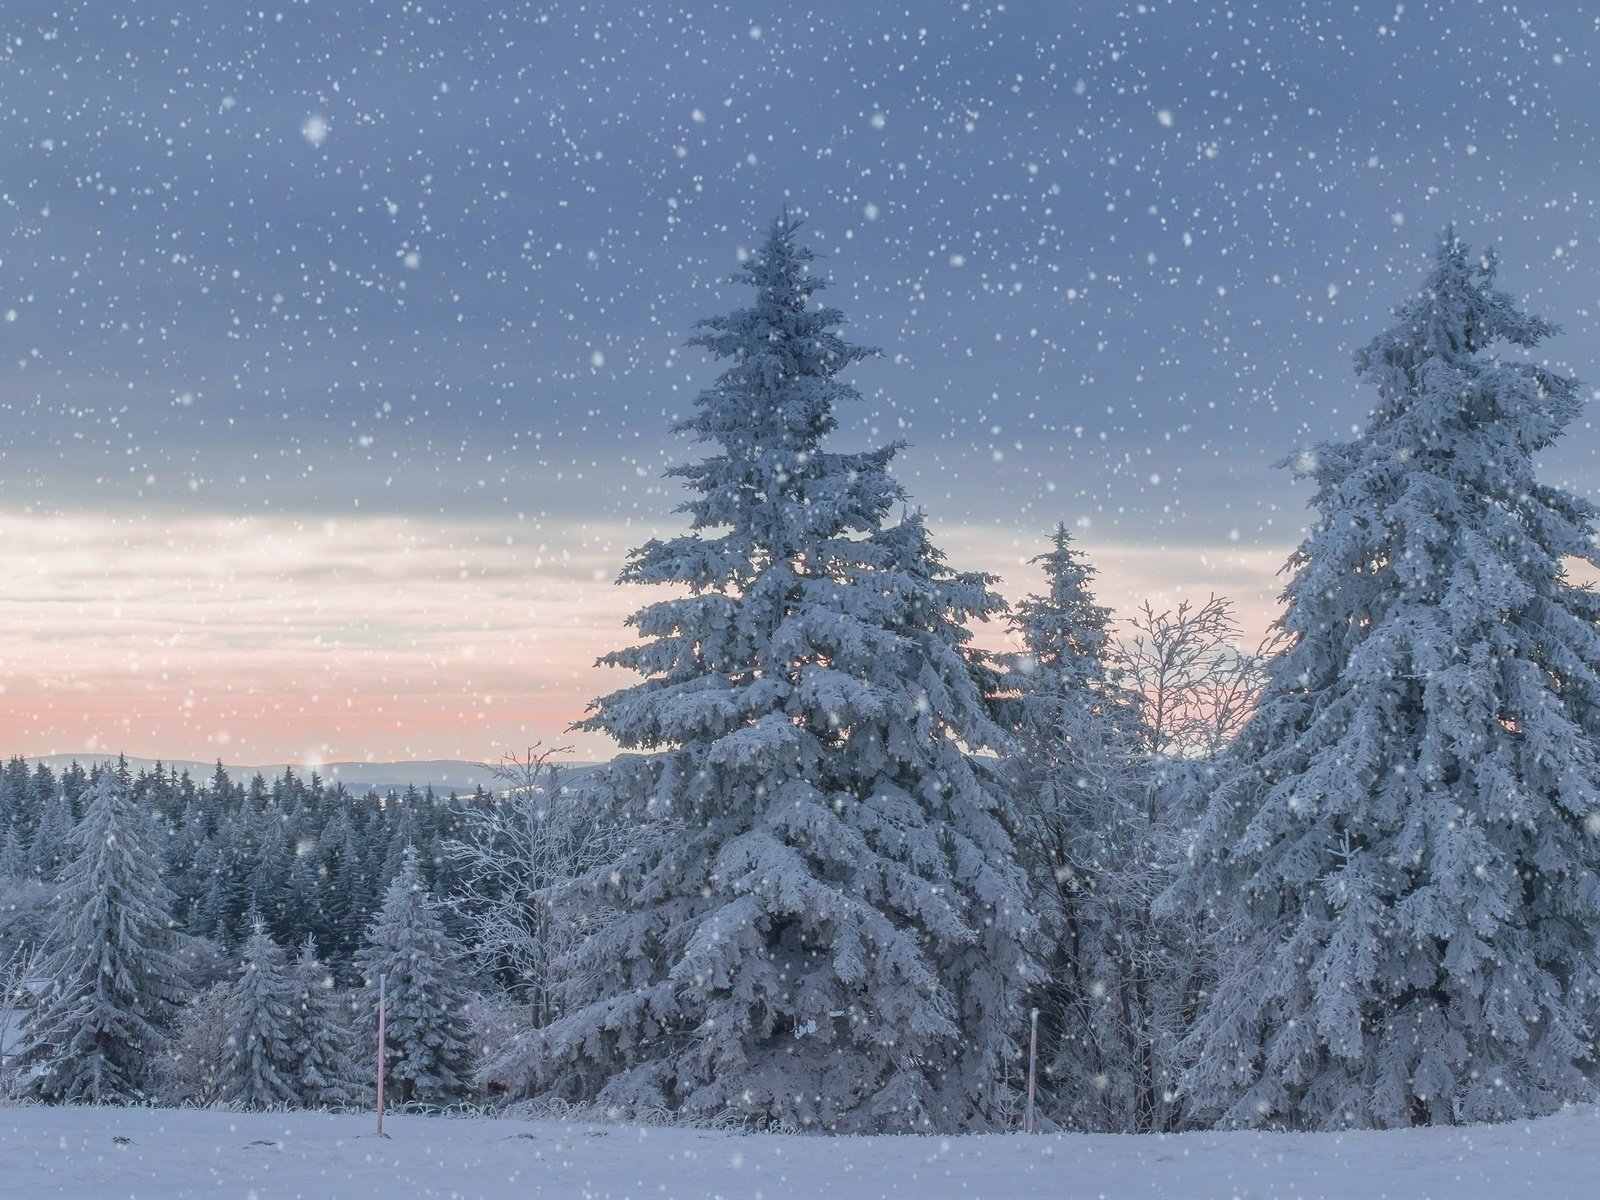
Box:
6;216;1600;1137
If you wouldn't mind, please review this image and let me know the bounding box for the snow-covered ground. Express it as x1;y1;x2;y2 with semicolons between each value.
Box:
1;1103;1594;1199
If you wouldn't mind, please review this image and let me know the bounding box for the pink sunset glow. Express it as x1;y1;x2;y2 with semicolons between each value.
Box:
2;510;1290;765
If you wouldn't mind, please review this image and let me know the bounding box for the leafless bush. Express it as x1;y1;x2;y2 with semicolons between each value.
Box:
1118;595;1280;761
447;745;637;1029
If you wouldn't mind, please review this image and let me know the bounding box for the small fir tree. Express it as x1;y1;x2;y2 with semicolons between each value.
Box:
356;846;475;1104
1007;524;1176;1131
27;790;75;881
221;921;301;1109
290;935;357;1109
0;825;25;881
323;804;375;972
1165;231;1600;1128
0;757;29;844
19;771;186;1103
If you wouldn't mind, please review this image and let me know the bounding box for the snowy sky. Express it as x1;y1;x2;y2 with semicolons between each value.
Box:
5;1;1600;763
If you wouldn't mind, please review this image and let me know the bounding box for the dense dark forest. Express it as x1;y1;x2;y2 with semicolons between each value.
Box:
0;753;473;980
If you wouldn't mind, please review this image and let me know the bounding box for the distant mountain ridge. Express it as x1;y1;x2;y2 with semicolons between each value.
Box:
20;753;603;796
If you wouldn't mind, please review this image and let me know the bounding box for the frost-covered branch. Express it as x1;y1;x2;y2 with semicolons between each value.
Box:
446;744;636;1029
1118;595;1276;761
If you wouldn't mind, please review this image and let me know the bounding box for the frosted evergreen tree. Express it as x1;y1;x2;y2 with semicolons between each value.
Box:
282;852;325;955
1006;526;1181;1131
244;810;291;940
1010;525;1116;700
221;921;301;1109
290;935;357;1108
487;215;1039;1132
356;845;474;1104
18;771;186;1103
323;803;375;970
0;765;25;865
186;839;236;942
1165;231;1600;1128
27;790;74;881
0;824;25;881
0;757;28;841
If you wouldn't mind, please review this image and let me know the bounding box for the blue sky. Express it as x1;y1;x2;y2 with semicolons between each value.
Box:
4;1;1599;761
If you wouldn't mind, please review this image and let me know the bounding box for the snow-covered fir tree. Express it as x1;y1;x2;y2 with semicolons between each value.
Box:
0;824;25;881
18;770;187;1103
0;758;29;846
323;804;377;972
1009;526;1116;702
356;845;474;1104
485;215;1039;1132
1006;525;1182;1132
221;920;301;1109
27;789;75;882
289;935;357;1109
1164;231;1600;1128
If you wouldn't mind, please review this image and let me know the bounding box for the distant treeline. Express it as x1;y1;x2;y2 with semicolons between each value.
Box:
0;753;480;978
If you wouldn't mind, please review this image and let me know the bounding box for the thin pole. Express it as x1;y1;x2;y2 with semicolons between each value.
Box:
1025;1007;1040;1134
376;973;388;1136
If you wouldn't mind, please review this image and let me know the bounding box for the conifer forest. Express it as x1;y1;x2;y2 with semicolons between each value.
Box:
8;220;1600;1141
6;4;1600;1197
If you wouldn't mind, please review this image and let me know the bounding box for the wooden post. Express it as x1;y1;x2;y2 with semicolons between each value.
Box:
1025;1007;1040;1134
376;973;387;1136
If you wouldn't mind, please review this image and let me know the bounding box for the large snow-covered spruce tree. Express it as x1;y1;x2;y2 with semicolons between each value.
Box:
1165;231;1600;1128
492;215;1039;1132
19;771;187;1103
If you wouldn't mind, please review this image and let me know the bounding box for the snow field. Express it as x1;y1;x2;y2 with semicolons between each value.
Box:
1;1102;1595;1200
